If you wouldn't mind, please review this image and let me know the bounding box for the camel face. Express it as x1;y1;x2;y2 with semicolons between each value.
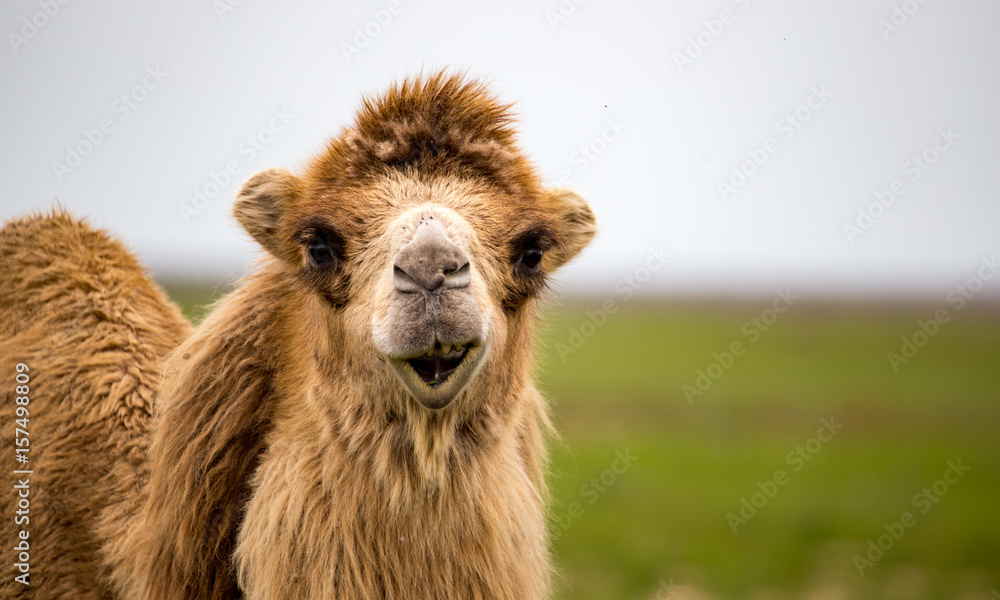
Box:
233;74;596;412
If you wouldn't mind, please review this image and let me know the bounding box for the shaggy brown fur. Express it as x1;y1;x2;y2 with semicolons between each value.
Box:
1;72;595;599
0;211;191;598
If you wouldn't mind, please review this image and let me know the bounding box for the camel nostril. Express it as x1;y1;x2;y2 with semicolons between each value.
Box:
441;260;465;277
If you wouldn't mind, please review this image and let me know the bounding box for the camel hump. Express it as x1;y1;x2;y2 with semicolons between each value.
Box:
1;209;142;321
0;206;191;396
0;208;192;597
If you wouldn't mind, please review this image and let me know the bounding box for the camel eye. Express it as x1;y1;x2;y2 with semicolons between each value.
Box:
520;247;543;271
306;232;342;268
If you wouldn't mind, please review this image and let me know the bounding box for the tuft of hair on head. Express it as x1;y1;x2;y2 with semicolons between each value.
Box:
309;70;541;198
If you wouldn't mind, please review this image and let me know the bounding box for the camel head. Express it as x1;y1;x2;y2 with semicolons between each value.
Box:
232;73;595;414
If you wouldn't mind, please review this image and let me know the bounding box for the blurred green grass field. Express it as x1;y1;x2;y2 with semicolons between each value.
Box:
166;284;1000;600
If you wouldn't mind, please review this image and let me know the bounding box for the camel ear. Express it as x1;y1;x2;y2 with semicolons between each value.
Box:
234;168;303;261
544;188;596;270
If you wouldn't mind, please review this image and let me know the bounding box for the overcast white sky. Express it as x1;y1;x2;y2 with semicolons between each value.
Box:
2;0;998;300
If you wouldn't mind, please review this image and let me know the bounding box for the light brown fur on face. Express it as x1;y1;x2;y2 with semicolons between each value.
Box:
0;71;595;600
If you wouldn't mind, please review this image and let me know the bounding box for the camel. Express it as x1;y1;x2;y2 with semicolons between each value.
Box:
0;72;596;599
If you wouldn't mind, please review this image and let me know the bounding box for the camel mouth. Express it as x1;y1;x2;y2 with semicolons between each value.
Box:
405;342;471;388
385;340;487;409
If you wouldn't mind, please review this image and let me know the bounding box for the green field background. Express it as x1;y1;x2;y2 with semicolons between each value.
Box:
167;284;1000;600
